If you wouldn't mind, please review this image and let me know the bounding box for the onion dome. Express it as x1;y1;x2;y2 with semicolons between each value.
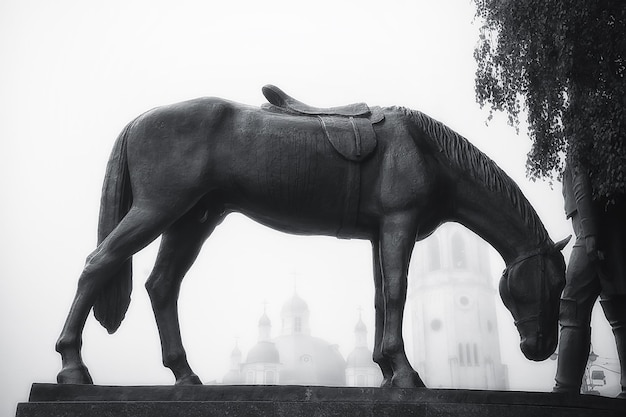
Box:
259;312;271;327
280;293;309;317
258;310;272;342
355;317;367;333
281;293;311;335
223;343;243;384
346;315;377;369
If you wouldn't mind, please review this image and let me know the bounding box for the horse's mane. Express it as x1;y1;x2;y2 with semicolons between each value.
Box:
395;106;550;243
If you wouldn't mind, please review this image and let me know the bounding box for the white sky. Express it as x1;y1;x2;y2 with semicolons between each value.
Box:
0;0;619;414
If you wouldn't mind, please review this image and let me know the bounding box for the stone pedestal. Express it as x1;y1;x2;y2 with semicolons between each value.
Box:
16;383;625;417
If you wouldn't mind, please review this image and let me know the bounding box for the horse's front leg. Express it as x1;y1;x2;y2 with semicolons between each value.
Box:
145;206;222;385
378;212;425;388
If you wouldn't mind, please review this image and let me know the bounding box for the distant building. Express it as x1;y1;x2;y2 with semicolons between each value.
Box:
345;315;383;387
241;309;281;384
408;223;509;389
223;293;381;386
223;342;244;384
225;224;507;390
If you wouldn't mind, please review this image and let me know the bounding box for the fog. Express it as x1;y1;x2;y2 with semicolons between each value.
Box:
0;1;618;415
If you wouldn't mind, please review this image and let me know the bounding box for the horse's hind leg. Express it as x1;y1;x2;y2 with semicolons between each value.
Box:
145;204;224;385
378;212;425;388
371;240;394;387
56;205;180;384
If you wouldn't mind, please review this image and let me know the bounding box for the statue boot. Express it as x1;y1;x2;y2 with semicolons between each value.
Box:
600;296;626;399
553;298;590;394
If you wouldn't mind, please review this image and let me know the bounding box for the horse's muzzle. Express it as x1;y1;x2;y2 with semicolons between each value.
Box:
519;334;557;361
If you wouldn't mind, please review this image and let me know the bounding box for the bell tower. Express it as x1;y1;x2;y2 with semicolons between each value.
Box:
408;223;509;389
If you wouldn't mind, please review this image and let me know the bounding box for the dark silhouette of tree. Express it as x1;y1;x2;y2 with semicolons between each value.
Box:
473;0;625;201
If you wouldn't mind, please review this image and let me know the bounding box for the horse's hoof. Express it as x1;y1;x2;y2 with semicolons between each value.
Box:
176;374;202;385
57;365;93;385
391;371;426;388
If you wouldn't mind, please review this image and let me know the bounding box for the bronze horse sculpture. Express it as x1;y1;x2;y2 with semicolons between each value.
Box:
56;85;569;387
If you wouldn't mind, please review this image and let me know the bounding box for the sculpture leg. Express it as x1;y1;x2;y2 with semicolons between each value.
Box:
378;212;425;388
553;223;600;394
371;240;394;387
597;202;626;398
600;296;626;398
553;298;592;393
56;205;178;384
145;206;223;385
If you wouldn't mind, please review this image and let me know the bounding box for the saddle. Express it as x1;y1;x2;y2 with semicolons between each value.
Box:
261;84;384;162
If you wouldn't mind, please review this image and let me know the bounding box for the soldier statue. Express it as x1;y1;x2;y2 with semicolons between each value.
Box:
553;158;626;398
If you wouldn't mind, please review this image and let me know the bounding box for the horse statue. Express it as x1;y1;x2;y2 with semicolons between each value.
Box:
56;85;569;388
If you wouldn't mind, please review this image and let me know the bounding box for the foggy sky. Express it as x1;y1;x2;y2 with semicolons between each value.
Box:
0;1;619;415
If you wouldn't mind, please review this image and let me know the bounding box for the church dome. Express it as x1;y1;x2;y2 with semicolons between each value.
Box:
347;316;377;369
281;293;309;316
354;317;366;332
273;333;346;386
246;341;280;364
227;293;348;386
259;312;271;326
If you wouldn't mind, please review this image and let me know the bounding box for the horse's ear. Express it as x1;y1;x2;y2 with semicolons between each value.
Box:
553;235;572;251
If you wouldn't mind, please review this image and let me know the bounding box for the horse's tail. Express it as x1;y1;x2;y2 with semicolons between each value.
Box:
93;121;134;334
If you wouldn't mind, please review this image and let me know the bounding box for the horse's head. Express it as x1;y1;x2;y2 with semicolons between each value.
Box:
499;237;570;361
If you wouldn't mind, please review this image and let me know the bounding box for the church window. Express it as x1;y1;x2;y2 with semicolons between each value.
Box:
294;317;302;333
246;370;255;384
466;344;472;366
428;238;441;271
474;344;479;366
430;319;442;331
452;233;467;268
459;296;469;307
487;321;493;333
356;374;367;386
265;370;275;384
300;354;312;364
458;344;465;366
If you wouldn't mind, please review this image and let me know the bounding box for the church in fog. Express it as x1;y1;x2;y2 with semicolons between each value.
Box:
408;223;509;389
223;224;508;389
222;293;382;387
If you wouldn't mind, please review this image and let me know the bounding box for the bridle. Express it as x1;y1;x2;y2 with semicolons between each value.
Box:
501;246;553;346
